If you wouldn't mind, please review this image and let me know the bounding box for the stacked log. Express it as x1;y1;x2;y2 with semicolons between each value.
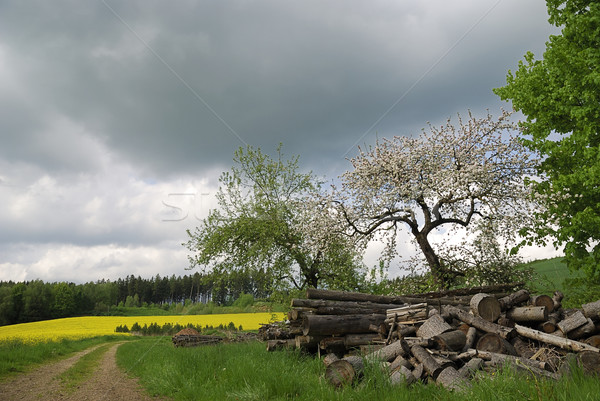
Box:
267;285;600;390
279;282;521;356
171;328;223;347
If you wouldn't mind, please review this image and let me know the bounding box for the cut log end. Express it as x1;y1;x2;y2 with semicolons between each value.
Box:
470;293;501;322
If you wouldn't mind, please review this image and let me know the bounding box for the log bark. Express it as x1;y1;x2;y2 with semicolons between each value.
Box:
389;365;416;386
291;298;403;312
403;282;524;299
417;313;452;339
411;344;445;379
498;289;530;311
344;333;381;347
470;293;501;322
319;337;346;356
568;318;596;340
511;337;536;358
497;316;515;328
306;288;407;304
288;308;315;321
364;339;407;363
514;324;600;353
538;311;561;333
302;314;385;336
433;330;467;352
458;357;484;378
436;366;471;391
582;300;600;322
323;353;340;366
476;333;517;355
295;335;324;352
552;291;564;311
557;310;587;335
484;355;559;381
446;305;516;340
458;349;547;371
386;303;429;323
506;306;548;322
389;355;413;372
266;339;295;351
463;326;478;352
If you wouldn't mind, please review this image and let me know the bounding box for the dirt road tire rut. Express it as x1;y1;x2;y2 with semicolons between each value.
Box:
0;343;167;401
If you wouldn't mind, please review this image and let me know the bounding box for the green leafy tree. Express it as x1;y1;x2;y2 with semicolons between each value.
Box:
184;145;366;290
52;282;77;318
494;1;600;278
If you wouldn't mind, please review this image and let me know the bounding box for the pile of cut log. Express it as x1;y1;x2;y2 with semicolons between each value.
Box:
266;284;600;390
172;328;223;347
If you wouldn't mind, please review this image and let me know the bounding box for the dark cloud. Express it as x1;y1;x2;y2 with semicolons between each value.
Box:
0;0;561;282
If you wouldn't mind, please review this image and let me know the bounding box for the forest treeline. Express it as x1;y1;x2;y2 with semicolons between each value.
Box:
0;269;274;326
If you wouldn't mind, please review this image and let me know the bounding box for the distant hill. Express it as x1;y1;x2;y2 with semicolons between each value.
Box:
522;256;580;294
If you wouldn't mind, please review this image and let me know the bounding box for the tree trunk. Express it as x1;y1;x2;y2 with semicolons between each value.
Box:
446;305;516;340
498;289;530;310
414;232;447;289
266;339;295;351
463;326;478;352
302;314;386;336
305;288;407;304
433;330;467;352
411;344;445;379
582;300;600;322
514;324;600;353
568;318;596;340
507;306;548;322
292;297;402;311
557;310;587;335
364;339;407;363
344;333;382;347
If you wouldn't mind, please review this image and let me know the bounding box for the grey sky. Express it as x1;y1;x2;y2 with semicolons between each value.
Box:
0;1;560;283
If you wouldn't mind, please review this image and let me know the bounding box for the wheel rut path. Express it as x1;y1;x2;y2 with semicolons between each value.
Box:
0;343;169;401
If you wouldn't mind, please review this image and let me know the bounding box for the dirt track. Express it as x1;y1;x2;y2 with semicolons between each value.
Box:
0;343;168;401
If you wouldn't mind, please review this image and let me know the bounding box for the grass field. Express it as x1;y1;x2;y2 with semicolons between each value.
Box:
0;313;284;343
525;257;578;294
116;337;600;401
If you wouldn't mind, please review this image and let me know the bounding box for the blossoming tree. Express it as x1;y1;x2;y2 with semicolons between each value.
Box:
184;145;366;291
337;110;538;289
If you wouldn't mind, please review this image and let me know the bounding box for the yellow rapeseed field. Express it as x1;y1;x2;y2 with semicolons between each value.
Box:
0;313;284;343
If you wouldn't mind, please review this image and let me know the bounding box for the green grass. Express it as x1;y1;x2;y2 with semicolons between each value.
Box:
116;337;600;401
57;343;113;391
524;257;579;294
0;335;125;381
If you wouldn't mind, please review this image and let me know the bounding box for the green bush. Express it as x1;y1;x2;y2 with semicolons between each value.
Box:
232;293;254;308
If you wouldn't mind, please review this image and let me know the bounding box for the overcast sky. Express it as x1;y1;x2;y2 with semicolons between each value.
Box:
0;0;562;284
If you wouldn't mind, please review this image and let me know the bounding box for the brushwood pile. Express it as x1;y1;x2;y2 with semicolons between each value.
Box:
260;284;600;390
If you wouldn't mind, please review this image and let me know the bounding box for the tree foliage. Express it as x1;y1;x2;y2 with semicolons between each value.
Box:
494;1;600;278
337;111;537;288
184;145;367;290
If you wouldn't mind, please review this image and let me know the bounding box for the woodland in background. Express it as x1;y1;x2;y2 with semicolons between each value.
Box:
0;269;274;326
